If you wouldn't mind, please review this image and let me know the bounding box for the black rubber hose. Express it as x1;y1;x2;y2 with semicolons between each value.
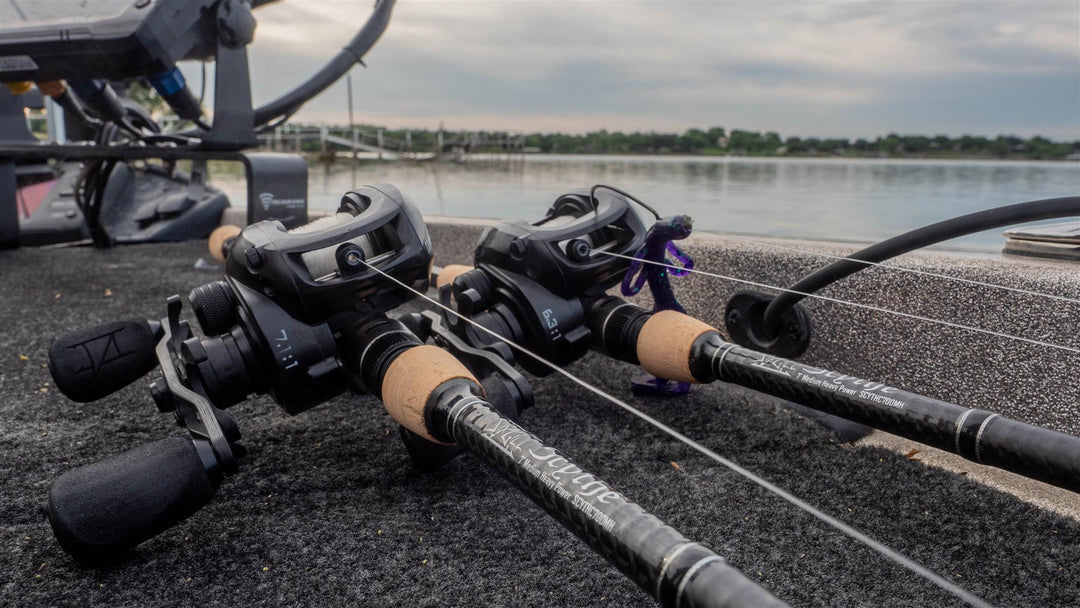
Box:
51;88;102;131
252;0;395;125
760;196;1080;336
429;392;788;608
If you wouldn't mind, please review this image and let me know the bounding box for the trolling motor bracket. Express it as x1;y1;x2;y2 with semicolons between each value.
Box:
200;2;258;150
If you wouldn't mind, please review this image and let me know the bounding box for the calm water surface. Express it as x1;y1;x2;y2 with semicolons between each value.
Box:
208;155;1079;252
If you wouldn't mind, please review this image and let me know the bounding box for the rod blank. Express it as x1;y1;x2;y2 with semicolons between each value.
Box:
429;392;788;608
589;298;1080;494
353;327;787;607
711;343;1080;493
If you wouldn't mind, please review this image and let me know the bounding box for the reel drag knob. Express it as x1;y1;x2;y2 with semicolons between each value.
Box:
188;280;239;336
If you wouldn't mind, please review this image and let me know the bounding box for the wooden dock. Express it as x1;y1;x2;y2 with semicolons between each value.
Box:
258;124;527;164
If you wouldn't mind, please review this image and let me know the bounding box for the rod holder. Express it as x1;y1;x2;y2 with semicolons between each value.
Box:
724;290;813;359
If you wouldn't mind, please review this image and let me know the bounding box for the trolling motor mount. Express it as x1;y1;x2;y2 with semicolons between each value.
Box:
1;0;399;248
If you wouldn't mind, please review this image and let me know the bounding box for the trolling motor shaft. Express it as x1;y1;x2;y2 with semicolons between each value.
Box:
589;297;1080;494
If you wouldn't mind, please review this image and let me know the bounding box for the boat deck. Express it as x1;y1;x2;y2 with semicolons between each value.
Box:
1;239;1078;607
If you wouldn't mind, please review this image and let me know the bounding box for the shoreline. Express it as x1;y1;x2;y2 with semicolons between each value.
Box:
271;150;1080;164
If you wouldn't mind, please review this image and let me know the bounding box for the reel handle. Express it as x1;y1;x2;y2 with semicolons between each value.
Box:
48;320;162;402
48;436;221;564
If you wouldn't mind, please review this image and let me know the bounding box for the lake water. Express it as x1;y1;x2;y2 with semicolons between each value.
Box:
207;155;1079;252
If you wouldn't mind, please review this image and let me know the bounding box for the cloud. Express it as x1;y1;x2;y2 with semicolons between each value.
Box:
188;0;1080;139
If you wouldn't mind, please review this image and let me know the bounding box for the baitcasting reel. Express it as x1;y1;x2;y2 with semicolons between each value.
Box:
45;184;453;563
437;188;648;375
436;185;820;382
435;187;813;388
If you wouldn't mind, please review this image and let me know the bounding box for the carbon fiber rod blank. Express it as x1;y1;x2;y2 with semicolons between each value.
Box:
356;327;789;607
709;342;1080;493
429;390;789;608
590;299;1080;493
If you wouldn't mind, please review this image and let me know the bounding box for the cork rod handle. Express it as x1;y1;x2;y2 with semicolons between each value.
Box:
208;225;242;263
381;345;479;444
635;310;717;383
434;264;474;289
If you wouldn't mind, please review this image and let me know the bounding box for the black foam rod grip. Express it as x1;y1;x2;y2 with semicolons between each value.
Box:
48;437;219;565
48;320;160;402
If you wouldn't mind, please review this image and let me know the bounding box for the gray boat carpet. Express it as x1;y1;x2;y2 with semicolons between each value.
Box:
1;242;1077;607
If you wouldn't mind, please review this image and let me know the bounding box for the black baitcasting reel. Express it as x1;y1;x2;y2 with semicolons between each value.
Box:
437;188;648;375
44;183;455;563
436;186;816;379
438;191;1080;497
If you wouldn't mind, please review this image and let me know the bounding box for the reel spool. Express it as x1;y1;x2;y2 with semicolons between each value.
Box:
222;183;432;323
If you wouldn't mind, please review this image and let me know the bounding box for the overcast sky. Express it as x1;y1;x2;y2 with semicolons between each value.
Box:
216;0;1080;139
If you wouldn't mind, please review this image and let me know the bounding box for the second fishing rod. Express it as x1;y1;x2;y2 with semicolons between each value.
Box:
434;186;1080;494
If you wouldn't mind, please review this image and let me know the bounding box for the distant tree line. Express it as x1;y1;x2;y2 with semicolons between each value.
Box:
281;123;1080;160
520;128;1079;160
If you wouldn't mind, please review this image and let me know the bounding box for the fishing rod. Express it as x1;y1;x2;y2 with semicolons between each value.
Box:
587;298;1080;493
43;184;784;607
431;187;1080;494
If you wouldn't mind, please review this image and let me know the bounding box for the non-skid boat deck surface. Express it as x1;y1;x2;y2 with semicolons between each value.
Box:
1;242;1077;607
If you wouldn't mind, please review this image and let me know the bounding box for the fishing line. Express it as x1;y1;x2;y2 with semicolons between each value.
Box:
361;261;993;608
707;232;1080;306
595;251;1080;356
